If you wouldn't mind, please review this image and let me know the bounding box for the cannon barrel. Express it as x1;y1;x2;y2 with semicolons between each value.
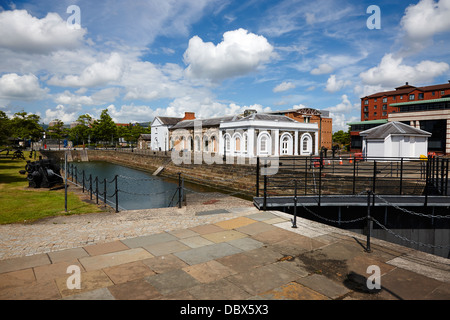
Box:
22;159;63;188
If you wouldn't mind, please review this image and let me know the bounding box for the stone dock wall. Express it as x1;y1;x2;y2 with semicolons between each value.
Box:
40;150;259;197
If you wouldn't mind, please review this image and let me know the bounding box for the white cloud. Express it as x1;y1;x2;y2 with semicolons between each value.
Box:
325;94;358;113
0;73;48;100
310;63;334;75
48;52;124;87
43;104;80;124
0;10;86;54
273;81;295;93
359;53;449;88
401;0;450;43
325;75;351;93
183;28;274;81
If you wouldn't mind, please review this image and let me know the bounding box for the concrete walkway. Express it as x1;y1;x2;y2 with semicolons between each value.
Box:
0;195;449;300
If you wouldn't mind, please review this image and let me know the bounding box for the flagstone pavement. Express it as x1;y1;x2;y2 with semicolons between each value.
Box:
0;193;449;300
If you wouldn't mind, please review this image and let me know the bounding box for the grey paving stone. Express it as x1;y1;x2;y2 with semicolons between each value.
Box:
296;274;350;299
226;237;264;251
246;212;280;221
62;287;116;300
0;253;50;274
48;247;89;263
120;232;178;248
174;242;243;265
145;269;200;295
196;209;229;216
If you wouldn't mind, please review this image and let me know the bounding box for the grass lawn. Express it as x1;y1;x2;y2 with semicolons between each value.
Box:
0;150;104;224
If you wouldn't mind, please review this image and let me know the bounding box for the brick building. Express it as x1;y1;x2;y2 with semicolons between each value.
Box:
361;81;450;121
264;107;333;150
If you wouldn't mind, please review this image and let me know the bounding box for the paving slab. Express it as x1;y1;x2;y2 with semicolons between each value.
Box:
246;212;281;221
216;252;268;274
55;269;113;298
79;248;153;271
143;240;191;256
379;267;448;300
201;230;248;243
387;255;450;283
0;253;51;274
47;247;89;263
174;242;243;265
182;260;236;283
257;282;329;300
108;278;162;300
145;269;200;296
214;217;256;230
120;232;178;248
102;261;155;284
62;287;116;300
188;224;225;235
142;254;189;274
187;278;252;300
226;264;299;296
83;241;130;256
179;235;215;248
0;279;61;300
296;274;351;299
33;260;85;282
235;221;277;236
196;209;229;216
0;268;35;291
226;237;264;251
168;229;200;239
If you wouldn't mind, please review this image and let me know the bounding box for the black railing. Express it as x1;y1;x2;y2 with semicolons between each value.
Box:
256;155;449;204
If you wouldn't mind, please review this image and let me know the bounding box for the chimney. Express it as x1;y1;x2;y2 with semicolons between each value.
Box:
406;82;408;85
182;112;196;121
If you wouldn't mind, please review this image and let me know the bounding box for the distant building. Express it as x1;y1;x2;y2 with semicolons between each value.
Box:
150;113;195;151
263;107;332;150
137;134;152;150
168;111;320;157
360;122;431;158
360;81;450;121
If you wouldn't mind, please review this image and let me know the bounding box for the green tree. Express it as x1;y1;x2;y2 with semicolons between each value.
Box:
10;112;43;142
47;119;68;150
68;114;93;147
0;111;12;145
92;109;117;145
332;129;350;147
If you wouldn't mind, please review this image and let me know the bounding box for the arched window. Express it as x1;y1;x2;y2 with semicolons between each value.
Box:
301;133;312;155
257;132;271;155
280;133;293;155
211;136;217;153
224;133;231;153
195;136;201;152
233;133;242;155
242;133;248;154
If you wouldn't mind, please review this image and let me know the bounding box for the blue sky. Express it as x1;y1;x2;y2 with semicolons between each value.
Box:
0;0;449;132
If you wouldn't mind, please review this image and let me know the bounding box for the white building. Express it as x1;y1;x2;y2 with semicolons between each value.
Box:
150;116;182;151
360;121;431;158
169;112;320;157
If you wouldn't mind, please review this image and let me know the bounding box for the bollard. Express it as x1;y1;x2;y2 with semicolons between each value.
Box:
366;190;372;253
178;173;182;209
263;164;267;211
104;178;107;206
95;177;98;205
89;174;92;200
291;180;298;228
115;175;118;213
82;170;85;193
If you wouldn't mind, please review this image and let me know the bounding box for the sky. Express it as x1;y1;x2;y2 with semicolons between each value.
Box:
0;0;449;132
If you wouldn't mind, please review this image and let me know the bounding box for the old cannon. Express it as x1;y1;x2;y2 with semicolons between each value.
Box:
20;159;63;188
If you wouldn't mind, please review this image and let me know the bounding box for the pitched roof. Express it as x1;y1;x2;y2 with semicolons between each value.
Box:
138;134;151;140
362;82;450;99
238;113;298;123
359;121;431;139
156;116;183;125
171;115;240;129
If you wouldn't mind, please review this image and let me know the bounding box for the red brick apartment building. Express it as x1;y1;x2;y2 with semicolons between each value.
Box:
349;81;450;154
361;81;450;121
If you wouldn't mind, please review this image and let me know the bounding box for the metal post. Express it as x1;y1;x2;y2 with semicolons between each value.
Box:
64;152;68;213
256;156;260;197
446;159;449;196
263;164;267;211
104;178;107;206
399;158;404;195
366;190;372;253
178;173;182;209
75;166;77;185
352;156;356;194
82;170;85;193
318;153;322;206
115;175;119;213
304;157;308;195
291;180;298;228
89;174;92;200
95;177;98;205
440;157;445;195
372;161;377;194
